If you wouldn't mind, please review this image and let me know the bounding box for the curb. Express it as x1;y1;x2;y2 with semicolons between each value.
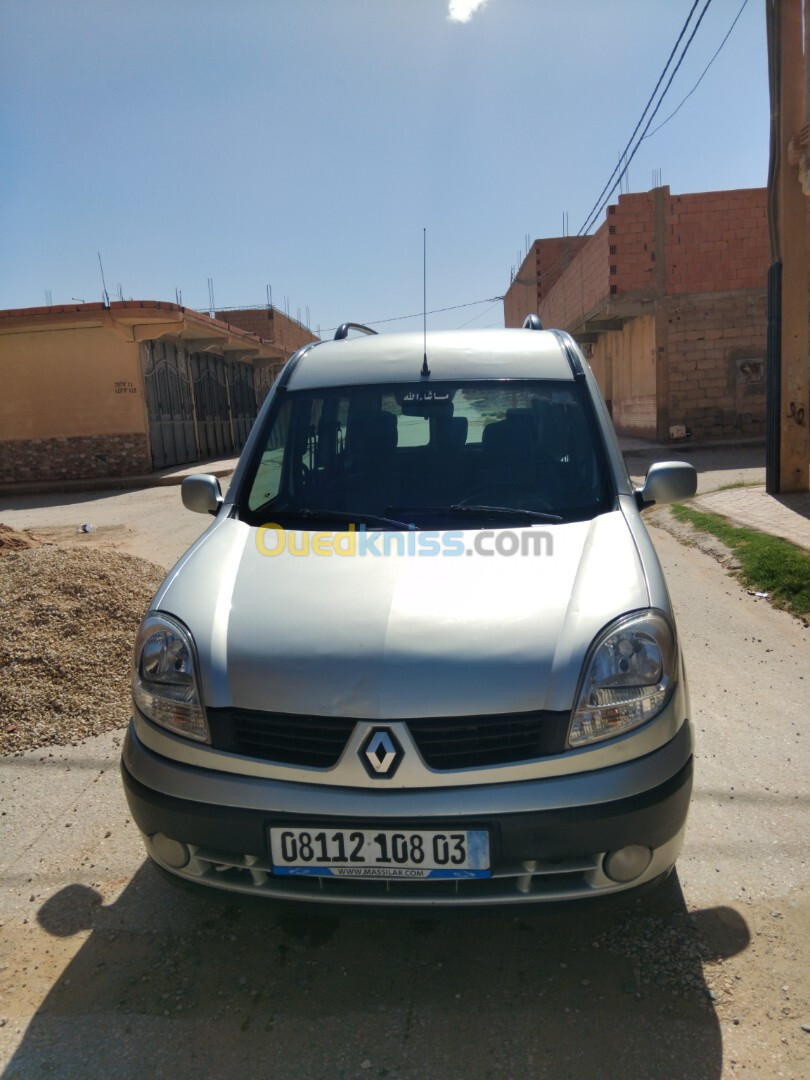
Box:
621;437;765;457
0;466;235;499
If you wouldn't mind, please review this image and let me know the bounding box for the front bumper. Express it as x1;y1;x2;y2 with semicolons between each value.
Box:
122;719;693;906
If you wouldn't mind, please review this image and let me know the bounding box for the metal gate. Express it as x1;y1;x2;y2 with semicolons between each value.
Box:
227;361;259;451
254;364;276;409
191;353;234;459
140;341;197;470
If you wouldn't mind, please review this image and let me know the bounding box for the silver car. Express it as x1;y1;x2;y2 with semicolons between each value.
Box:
121;320;698;906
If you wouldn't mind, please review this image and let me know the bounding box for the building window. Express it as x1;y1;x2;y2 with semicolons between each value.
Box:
608;225;616;235
610;265;617;275
610;284;618;295
609;245;617;256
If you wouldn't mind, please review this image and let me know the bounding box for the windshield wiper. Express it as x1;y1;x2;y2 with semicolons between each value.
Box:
260;508;417;530
388;505;563;524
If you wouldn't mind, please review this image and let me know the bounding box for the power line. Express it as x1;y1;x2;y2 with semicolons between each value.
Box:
576;0;702;238
641;0;750;142
578;0;715;237
524;0;717;318
319;296;503;335
456;299;503;329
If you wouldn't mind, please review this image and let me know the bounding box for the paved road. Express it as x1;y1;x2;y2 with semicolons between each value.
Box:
1;473;808;1079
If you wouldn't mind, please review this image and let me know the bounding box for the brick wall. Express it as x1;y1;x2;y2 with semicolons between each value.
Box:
216;308;318;355
665;189;769;295
538;223;610;329
525;186;778;441
539;187;772;320
503;251;539;327
503;238;588;327
610;190;659;296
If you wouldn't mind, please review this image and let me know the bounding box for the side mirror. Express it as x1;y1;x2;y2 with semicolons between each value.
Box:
636;461;697;508
182;474;224;516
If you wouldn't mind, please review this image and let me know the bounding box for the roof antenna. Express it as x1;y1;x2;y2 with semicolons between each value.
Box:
421;226;430;377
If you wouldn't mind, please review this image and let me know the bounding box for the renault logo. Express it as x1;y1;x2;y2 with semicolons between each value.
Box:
360;728;403;779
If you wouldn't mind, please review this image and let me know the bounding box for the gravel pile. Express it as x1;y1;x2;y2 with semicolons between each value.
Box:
0;542;165;755
0;523;46;553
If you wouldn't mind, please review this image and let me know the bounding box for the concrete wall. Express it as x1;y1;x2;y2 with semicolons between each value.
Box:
0;326;150;482
662;291;767;440
589;315;657;436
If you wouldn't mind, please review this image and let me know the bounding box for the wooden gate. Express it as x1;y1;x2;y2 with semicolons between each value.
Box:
140;341;197;470
191;353;234;459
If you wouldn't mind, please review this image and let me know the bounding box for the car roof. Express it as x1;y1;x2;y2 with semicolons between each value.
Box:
286;328;575;391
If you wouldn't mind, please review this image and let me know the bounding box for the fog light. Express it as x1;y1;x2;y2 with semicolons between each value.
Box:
151;833;190;869
603;844;653;883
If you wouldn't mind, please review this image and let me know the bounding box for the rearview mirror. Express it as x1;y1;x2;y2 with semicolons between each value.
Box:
636;462;697;507
182;474;224;516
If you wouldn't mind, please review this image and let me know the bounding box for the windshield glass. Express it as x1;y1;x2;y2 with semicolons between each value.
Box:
239;380;613;528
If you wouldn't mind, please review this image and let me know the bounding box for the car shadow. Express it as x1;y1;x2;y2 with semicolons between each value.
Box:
6;864;747;1079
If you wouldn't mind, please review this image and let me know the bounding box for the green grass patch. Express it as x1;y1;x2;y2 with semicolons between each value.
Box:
670;503;810;618
704;480;762;494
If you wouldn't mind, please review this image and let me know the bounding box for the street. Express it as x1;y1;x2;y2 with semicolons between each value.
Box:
0;479;808;1079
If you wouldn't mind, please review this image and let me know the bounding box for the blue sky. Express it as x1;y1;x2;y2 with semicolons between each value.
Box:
1;0;767;335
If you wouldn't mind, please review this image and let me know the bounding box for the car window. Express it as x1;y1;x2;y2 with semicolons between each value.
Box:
242;380;613;525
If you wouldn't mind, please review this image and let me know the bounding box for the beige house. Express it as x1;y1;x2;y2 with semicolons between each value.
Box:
0;301;317;485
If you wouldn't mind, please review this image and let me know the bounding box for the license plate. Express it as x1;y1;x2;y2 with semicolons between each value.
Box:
269;827;491;879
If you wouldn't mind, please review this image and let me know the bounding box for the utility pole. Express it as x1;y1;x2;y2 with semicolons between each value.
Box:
767;0;810;493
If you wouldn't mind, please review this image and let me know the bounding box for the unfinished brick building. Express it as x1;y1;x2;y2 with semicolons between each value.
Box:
503;186;772;442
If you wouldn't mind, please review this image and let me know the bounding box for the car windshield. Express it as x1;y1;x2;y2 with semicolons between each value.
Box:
239;380;613;528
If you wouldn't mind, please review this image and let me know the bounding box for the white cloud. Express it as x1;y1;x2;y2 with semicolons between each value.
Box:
448;0;489;24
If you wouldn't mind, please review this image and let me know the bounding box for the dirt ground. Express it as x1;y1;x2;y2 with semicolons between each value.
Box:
1;466;808;1078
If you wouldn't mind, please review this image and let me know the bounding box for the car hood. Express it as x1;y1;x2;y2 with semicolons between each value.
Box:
156;511;650;717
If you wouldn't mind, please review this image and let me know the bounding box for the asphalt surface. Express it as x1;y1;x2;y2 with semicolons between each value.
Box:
1;454;808;1079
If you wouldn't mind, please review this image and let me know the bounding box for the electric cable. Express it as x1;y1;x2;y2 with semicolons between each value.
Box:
641;0;750;142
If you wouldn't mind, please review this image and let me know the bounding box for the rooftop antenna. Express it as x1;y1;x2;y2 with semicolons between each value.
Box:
97;252;110;307
45;290;52;306
207;277;215;316
175;287;182;306
266;284;272;310
117;283;124;301
421;227;430;377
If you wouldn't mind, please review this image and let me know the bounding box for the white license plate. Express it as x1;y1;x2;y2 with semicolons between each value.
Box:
269;827;491;879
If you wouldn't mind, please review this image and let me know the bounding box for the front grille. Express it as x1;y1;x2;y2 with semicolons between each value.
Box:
208;708;569;770
146;838;607;905
407;712;569;769
207;709;356;767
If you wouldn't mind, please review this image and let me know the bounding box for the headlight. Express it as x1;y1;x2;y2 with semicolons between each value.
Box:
132;614;209;742
569;611;676;747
